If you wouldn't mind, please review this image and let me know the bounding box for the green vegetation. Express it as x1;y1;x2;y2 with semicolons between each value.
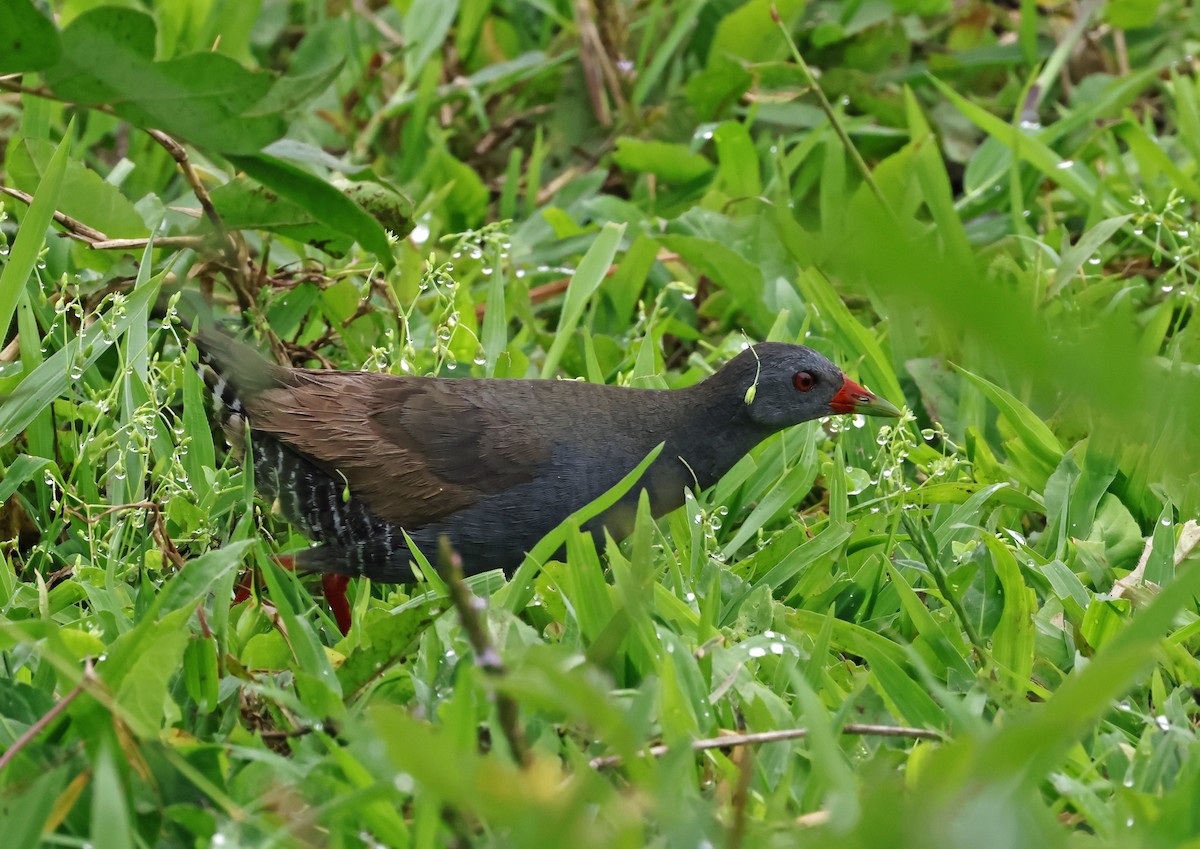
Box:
3;0;1200;846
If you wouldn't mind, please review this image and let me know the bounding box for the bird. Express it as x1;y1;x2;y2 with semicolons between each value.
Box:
195;330;901;594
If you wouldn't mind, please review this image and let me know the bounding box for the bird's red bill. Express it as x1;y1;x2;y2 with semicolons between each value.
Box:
830;377;902;417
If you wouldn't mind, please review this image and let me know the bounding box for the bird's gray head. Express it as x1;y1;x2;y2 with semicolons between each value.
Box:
719;342;901;427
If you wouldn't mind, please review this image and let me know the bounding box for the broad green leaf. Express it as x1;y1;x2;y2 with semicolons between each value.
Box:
969;556;1200;782
6;137;147;238
0;766;68;849
930;73;1141;235
152;540;253;617
44;7;286;153
90;742;133;849
0;455;53;504
338;601;447;699
863;645;946;729
708;0;806;63
612;138;714;183
984;535;1036;693
227;153;395;268
0;0;61;72
1117;119;1200;204
886;562;972;676
712;121;761;197
112;608;190;736
404;0;459;79
209;176;352;257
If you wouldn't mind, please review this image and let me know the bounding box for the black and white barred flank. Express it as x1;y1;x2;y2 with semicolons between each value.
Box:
194;336;411;581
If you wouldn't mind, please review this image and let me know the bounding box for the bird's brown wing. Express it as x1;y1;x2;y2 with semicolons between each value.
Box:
246;371;551;528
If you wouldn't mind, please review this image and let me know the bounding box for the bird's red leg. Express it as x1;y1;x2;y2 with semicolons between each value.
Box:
231;554;294;605
321;573;353;635
232;572;253;605
230;555;350;633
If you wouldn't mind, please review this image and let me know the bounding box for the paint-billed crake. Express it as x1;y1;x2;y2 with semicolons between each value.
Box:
195;330;900;628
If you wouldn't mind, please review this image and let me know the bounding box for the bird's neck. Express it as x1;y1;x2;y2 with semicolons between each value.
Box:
662;370;776;490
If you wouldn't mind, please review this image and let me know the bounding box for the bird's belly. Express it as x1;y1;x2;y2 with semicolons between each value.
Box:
407;455;693;575
409;486;576;574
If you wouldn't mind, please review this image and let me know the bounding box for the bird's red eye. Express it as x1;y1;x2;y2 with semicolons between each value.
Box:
793;371;815;391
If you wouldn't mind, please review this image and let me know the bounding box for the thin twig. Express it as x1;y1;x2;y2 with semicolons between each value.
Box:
0;661;92;773
796;810;831;827
258;726;316;741
0;77;54;98
145;129;256;313
1112;29;1130;77
0;162;208;252
589;723;942;770
434;536;531;767
535;164;585;207
91;236;209;251
2;187;206;250
145;130;230;250
727;743;754;849
473;105;554;156
577;0;613;126
64;501;185;570
65;501;159;523
0;186;109;241
770;5;891;214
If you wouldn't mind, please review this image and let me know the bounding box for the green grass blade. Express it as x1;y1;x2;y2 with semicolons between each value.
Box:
0;126;69;339
540;222;624;378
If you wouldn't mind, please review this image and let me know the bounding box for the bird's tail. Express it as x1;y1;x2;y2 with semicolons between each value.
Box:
192;328;285;424
192;328;417;582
